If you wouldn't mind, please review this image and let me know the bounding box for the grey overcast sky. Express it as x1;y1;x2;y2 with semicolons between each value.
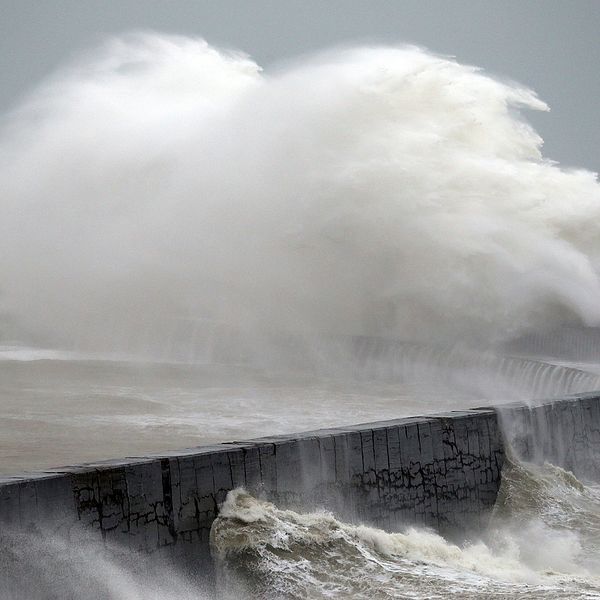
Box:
1;1;599;171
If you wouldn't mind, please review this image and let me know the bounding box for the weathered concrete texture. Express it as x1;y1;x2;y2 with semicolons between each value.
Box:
1;395;598;563
499;392;600;481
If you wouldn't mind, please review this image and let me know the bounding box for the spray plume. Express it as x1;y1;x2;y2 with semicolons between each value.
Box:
1;33;600;358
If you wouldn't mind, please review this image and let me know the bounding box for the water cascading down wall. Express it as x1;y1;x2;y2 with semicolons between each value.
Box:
1;393;599;574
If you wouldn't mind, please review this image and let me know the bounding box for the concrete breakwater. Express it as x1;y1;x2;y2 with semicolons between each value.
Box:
1;393;599;570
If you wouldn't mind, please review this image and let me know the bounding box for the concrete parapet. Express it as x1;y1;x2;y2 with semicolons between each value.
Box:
1;394;599;564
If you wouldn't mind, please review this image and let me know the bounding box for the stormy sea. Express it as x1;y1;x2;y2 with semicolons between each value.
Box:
2;34;600;598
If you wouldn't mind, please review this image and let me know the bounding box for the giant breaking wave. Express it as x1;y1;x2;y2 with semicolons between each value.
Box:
1;34;600;358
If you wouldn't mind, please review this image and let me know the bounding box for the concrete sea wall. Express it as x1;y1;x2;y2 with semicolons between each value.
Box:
499;392;600;481
1;393;599;569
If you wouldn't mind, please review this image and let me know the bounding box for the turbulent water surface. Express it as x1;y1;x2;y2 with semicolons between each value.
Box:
211;461;600;599
2;341;599;475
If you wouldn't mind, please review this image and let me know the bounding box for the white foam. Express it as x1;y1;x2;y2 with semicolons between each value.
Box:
0;345;82;362
211;488;600;598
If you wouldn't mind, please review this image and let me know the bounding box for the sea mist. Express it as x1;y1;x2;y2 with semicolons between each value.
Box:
2;34;600;365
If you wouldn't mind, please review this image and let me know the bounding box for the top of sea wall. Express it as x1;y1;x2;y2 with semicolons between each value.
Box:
1;391;596;485
0;405;506;555
1;392;599;564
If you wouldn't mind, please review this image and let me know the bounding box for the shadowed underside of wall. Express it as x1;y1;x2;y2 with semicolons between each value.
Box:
0;394;599;573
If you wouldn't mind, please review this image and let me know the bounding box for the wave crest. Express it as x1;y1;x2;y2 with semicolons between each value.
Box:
2;36;600;356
